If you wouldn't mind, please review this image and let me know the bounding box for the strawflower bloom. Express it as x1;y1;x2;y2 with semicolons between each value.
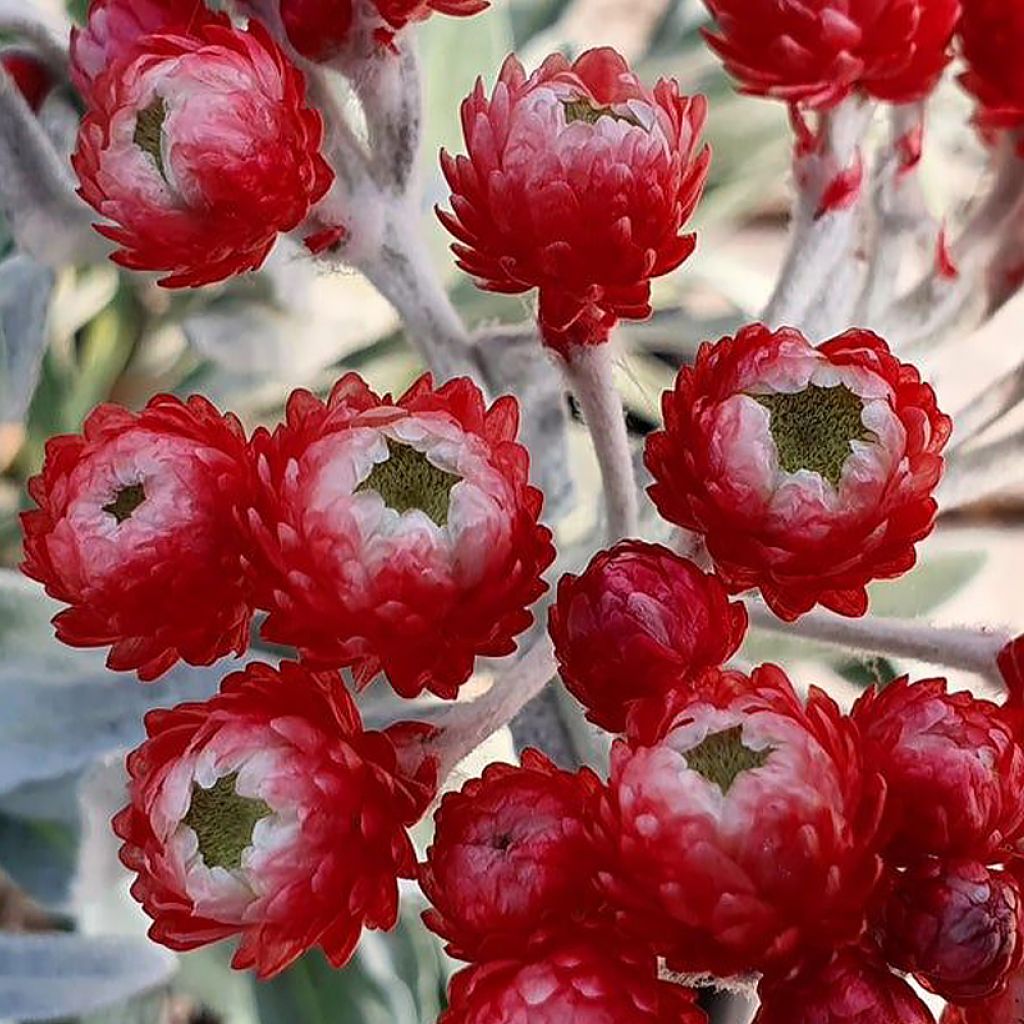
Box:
245;373;554;699
755;947;937;1024
70;0;227;104
598;666;884;977
877;859;1024;1004
420;749;603;961
439;943;707;1024
72;20;333;288
645;324;951;621
114;660;431;978
959;1;1024;138
20;395;253;681
439;47;709;354
853;678;1024;863
703;0;960;109
548;541;748;734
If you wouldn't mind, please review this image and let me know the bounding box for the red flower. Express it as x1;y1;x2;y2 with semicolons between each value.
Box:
703;0;960;109
70;0;228;104
876;859;1024;1004
373;0;489;35
755;947;937;1024
548;541;748;734
20;395;253;681
2;50;54;111
439;943;707;1024
853;678;1024;863
439;48;709;354
941;968;1024;1023
245;373;554;699
420;749;603;961
644;324;951;621
960;1;1024;136
72;20;333;288
114;660;429;979
598;666;884;977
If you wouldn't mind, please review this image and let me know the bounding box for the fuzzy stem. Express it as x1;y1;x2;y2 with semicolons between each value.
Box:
352;203;479;382
854;103;930;331
746;601;1009;683
431;638;558;781
561;342;639;543
762;98;873;332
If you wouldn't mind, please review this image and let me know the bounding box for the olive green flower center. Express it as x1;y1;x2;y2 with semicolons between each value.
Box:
356;439;461;528
184;772;271;872
686;726;773;795
755;383;872;486
103;483;146;524
562;96;643;129
134;96;167;178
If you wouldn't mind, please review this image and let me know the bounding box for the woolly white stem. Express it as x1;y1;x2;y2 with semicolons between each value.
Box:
432;638;558;781
561;342;639;543
762;98;874;332
854;103;930;332
353;204;478;382
746;601;1009;683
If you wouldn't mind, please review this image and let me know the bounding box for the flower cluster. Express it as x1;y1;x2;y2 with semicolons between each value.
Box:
439;47;710;354
645;324;951;620
70;0;333;287
21;374;553;696
413;546;1024;1021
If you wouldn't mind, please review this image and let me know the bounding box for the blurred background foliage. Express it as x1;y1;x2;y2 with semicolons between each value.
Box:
0;0;1002;1022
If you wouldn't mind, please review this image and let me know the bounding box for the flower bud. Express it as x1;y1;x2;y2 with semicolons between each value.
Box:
440;943;706;1024
877;859;1024;1004
549;541;747;734
703;0;959;109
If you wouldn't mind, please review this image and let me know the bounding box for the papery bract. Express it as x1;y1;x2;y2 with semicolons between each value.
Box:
645;324;951;621
421;749;603;961
549;541;747;734
598;666;884;977
755;947;937;1024
70;0;227;104
877;859;1024;1004
20;394;253;681
1;50;54;111
960;1;1024;137
439;48;709;354
439;943;707;1024
276;0;354;62
245;373;554;699
114;660;429;979
373;0;489;36
703;0;960;109
853;678;1024;862
72;21;333;288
